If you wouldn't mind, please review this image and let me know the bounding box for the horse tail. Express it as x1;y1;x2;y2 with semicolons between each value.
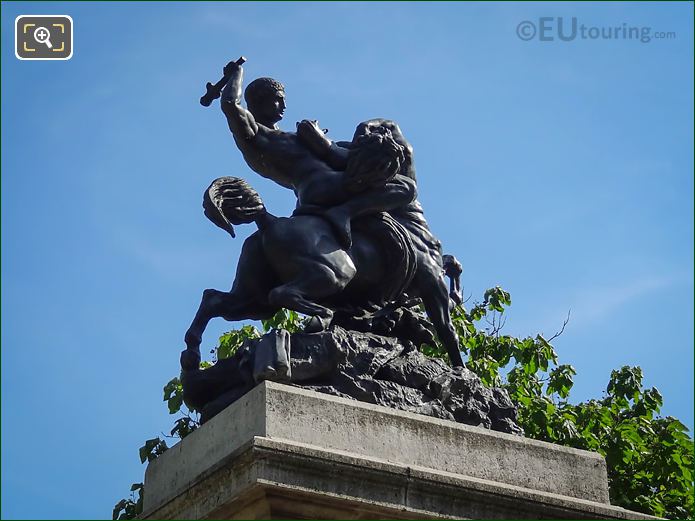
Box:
203;177;273;237
442;254;463;306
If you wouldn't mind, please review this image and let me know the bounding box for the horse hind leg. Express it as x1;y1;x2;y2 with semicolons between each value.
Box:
267;261;354;329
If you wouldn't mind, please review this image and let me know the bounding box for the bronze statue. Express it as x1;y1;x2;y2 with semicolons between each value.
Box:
182;57;464;371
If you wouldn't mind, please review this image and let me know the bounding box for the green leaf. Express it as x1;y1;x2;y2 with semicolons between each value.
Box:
217;325;261;360
139;437;167;463
261;308;305;333
162;377;180;401
112;499;128;520
607;366;643;401
547;365;576;399
167;393;183;415
170;416;199;439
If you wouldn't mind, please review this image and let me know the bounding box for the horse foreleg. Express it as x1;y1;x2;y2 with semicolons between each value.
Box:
417;273;465;368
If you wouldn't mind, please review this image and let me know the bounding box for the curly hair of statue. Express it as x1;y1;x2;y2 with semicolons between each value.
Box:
345;128;405;190
244;77;285;109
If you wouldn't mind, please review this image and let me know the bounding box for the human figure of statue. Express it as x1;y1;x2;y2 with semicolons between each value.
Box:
218;60;415;242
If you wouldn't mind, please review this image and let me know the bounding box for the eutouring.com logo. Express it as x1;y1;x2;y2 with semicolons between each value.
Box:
516;17;676;43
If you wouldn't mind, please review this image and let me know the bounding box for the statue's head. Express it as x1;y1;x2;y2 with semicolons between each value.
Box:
244;77;286;126
344;128;405;193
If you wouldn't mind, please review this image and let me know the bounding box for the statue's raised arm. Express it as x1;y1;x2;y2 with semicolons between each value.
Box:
214;58;297;190
220;60;260;140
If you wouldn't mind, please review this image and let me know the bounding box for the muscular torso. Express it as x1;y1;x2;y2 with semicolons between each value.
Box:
235;125;352;208
234;127;308;189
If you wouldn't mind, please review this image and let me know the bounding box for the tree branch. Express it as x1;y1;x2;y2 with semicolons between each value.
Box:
548;309;571;342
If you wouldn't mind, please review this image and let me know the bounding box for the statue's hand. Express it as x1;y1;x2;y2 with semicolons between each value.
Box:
223;59;242;77
296;119;324;140
296;119;329;153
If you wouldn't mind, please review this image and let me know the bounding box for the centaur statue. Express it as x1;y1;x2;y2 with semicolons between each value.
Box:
182;57;464;371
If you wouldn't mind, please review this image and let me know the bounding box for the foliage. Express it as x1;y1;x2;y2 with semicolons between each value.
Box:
216;325;261;361
422;288;694;519
112;483;143;520
162;377;183;415
260;308;305;333
213;309;304;361
568;369;693;519
115;292;693;519
138;437;168;464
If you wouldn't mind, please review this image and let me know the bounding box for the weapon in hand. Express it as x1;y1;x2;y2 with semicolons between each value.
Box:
200;56;246;107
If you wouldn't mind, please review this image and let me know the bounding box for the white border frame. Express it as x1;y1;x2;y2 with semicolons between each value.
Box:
15;15;74;61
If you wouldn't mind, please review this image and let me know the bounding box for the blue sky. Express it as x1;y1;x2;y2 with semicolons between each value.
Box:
2;2;693;519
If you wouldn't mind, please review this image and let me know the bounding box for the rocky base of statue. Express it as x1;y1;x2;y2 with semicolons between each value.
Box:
182;327;523;435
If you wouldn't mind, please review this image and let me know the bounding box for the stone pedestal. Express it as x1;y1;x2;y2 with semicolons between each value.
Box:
142;382;655;519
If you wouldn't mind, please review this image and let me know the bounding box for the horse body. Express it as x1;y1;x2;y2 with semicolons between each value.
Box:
184;211;395;355
264;215;395;304
184;168;464;369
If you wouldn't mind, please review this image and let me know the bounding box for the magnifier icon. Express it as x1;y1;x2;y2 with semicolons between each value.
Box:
33;26;53;49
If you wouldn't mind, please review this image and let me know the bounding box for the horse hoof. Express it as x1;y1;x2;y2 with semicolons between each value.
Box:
304;315;331;334
275;363;291;382
253;365;277;383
